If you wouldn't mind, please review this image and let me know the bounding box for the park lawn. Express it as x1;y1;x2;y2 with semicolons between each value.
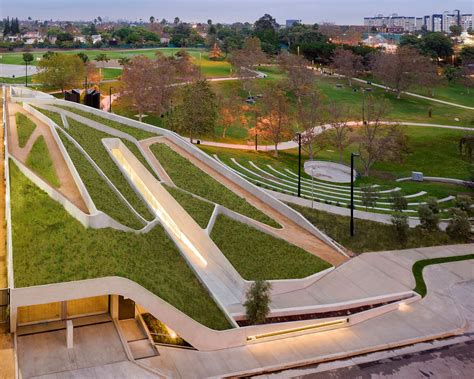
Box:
290;204;465;254
0;75;34;84
10;161;231;330
410;82;474;108
58;132;143;229
26;135;60;188
412;254;474;297
150;143;280;228
15;113;37;148
102;67;122;80
210;214;331;280
164;185;215;229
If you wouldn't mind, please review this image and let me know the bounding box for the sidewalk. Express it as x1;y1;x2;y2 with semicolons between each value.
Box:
139;244;473;378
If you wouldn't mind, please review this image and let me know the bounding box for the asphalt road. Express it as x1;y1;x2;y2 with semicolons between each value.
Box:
293;340;474;379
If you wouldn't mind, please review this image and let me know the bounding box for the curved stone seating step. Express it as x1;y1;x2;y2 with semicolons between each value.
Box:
304;160;356;183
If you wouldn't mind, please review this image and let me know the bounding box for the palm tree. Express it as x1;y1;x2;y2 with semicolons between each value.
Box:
95;53;109;89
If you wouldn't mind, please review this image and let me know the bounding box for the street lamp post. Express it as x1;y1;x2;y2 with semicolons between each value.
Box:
25;61;28;87
109;86;114;113
255;131;258;151
297;133;302;197
350;152;359;237
311;168;314;209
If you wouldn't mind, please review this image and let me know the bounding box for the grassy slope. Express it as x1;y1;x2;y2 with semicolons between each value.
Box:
290;204;465;253
10;161;231;330
25;135;60;188
15;113;37;148
150;143;280;228
58;132;143;229
210;214;331;280
64;117;154;220
164;185;215;229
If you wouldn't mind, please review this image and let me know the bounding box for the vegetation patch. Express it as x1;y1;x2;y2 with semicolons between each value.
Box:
412;255;474;297
58;131;143;229
55;105;157;140
290;204;463;253
15;113;37;148
210;214;331;280
10;161;231;330
142;313;192;347
164;185;215;229
25;135;60;188
151;143;280;228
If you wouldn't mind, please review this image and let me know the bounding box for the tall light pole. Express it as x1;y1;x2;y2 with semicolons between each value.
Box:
109;86;114;113
350;152;359;237
297;132;302;197
25;61;28;87
311;168;314;209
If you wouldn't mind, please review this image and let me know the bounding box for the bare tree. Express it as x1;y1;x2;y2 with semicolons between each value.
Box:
353;96;407;176
327;101;353;163
295;91;327;160
254;85;292;157
279;53;315;104
372;47;437;99
217;92;242;138
331;48;363;87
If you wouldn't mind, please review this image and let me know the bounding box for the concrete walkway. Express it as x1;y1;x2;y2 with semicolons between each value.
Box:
139;244;473;378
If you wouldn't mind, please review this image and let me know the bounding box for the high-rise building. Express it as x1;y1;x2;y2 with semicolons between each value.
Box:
461;14;473;31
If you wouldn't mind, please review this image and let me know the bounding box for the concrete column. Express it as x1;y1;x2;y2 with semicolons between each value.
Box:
9;306;17;333
111;295;119;320
66;320;73;349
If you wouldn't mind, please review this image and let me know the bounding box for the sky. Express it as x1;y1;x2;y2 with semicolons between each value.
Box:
1;0;473;25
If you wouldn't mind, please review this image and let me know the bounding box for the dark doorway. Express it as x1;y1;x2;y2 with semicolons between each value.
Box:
118;296;135;320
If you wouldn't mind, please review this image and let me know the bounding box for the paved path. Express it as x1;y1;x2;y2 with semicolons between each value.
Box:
0;90;6;289
198;121;473;151
7;103;88;213
0;63;38;78
138;244;474;378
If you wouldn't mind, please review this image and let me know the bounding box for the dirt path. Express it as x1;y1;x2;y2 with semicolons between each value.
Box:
7;103;88;213
0;91;6;289
141;137;347;266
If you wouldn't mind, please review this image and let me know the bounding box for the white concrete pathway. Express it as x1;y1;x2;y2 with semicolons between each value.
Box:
140;244;473;378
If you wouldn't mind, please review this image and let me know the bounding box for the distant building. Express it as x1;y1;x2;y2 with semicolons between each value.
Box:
461;14;473;31
285;19;301;28
363;15;415;33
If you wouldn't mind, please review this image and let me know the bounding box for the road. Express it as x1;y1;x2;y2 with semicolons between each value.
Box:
272;340;474;379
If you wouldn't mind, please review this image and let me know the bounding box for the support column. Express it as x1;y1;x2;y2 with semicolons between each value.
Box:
66;320;73;349
110;295;119;320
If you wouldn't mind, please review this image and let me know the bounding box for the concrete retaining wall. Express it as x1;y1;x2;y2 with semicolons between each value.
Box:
9;276;416;351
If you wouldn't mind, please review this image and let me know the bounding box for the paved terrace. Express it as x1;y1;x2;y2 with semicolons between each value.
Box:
139;244;473;378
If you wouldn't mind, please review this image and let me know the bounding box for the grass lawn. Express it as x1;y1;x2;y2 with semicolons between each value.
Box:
290;204;468;253
150;143;280;228
10;161;231;330
210;214;331;280
412;254;474;296
410;82;474;108
15;113;37;148
25;135;60;188
58;131;143;229
102;67;122;81
164;185;215;229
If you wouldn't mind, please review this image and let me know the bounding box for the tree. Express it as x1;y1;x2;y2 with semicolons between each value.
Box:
217;93;241;138
426;197;440;214
22;52;34;86
278;53;314;104
117;57;131;66
244;280;272;325
455;195;472;215
295;91;327;160
174;17;180;25
208;42;223;61
418;204;439;231
172;49;200;82
94;53;109;87
34;54;85;93
327;101;352;163
149;16;155;24
372;47;437;99
419;32;454;61
391;212;409;245
174;80;218;142
331;48;363;87
354;96;407;176
449;24;462;37
391;191;408;212
119;56;170;122
446;208;471;241
76;52;89;64
254;85;292;157
254;14;279;54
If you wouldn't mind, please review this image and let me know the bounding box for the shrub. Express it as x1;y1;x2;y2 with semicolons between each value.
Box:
418;204;439;231
391;191;408;211
244;280;272;325
455;195;473;214
361;185;379;209
391;212;409;245
426;197;440;214
446;208;471;241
